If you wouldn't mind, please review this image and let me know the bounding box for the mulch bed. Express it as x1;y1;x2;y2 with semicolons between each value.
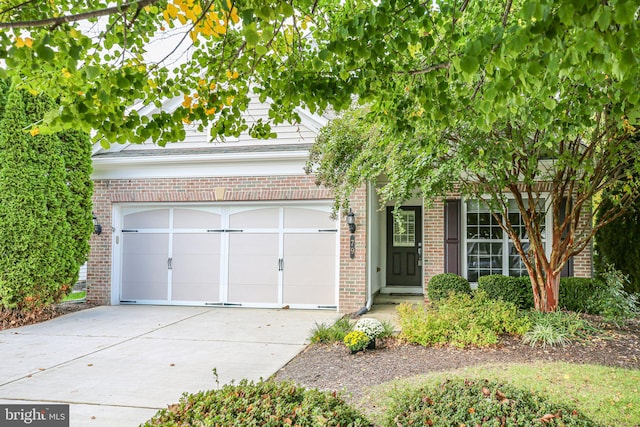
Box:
0;302;96;331
274;318;640;403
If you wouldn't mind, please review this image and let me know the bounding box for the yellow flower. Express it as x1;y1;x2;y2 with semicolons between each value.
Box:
16;37;33;48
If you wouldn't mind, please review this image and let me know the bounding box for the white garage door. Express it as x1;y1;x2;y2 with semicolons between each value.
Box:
119;204;337;309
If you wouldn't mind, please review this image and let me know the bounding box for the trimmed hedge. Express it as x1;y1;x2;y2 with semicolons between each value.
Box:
594;195;640;294
142;379;371;426
477;274;534;310
384;379;597;426
427;273;471;301
477;274;608;313
559;277;607;313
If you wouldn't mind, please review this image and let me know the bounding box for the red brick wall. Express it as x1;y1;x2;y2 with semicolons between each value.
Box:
338;186;368;313
423;199;445;294
573;210;593;278
421;194;594;296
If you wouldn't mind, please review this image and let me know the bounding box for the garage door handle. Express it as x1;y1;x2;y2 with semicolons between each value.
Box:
278;258;283;271
168;257;173;270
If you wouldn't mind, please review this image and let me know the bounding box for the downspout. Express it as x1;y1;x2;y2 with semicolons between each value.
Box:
356;182;375;316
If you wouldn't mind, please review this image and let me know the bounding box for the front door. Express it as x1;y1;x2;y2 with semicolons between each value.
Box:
386;206;422;287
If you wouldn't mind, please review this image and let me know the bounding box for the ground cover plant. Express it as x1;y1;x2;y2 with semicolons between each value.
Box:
363;363;640;427
383;378;597;426
142;379;371;427
523;310;597;348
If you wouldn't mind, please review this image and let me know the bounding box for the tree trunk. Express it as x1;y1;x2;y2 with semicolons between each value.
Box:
529;269;560;312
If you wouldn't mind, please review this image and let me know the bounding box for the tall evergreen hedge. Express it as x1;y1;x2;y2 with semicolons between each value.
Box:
594;194;640;294
0;84;93;309
59;129;94;285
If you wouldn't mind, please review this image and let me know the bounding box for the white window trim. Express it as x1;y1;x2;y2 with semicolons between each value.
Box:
461;195;552;283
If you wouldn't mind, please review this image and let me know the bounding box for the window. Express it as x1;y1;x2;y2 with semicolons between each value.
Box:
465;199;546;282
393;209;416;247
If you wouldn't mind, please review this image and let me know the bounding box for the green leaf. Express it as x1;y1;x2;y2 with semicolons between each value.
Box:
459;55;479;75
596;8;612;31
116;75;130;89
36;45;54;61
244;25;260;46
85;66;100;80
280;3;294;17
543;97;556;110
614;0;637;25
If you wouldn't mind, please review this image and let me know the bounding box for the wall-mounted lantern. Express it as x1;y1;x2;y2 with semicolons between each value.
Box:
92;212;102;235
346;208;356;234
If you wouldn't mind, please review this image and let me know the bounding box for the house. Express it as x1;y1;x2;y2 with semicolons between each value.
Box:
86;97;593;313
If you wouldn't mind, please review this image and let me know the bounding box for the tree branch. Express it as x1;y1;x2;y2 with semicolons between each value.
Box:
404;62;451;75
0;0;160;29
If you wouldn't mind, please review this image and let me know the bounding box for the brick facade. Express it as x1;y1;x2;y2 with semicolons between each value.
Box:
420;194;593;297
88;175;593;312
88;175;372;313
338;186;368;313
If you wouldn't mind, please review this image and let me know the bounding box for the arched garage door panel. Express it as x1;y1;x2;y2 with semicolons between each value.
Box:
283;233;336;306
227;233;279;304
121;233;169;301
171;233;221;302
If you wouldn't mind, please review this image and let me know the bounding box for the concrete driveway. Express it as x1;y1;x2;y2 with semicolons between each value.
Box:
0;305;338;426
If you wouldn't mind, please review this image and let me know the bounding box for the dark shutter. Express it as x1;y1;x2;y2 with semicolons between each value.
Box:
444;200;461;275
559;197;574;277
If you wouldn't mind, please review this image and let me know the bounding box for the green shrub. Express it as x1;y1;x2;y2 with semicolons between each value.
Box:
523;311;596;348
397;291;531;348
478;274;534;309
383;379;597;427
309;317;353;343
143;379;371;426
559;277;607;313
587;267;639;324
427;273;471;302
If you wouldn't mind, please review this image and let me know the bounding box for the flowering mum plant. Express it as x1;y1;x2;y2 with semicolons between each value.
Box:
354;318;384;340
343;330;370;352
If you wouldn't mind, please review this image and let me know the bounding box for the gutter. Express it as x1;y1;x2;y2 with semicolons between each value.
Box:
355;181;375;316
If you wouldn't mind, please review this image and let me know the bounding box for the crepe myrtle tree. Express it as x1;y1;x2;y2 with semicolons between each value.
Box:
302;0;640;313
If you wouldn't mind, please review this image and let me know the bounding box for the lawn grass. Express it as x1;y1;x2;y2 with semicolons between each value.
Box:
360;362;640;426
62;291;86;302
